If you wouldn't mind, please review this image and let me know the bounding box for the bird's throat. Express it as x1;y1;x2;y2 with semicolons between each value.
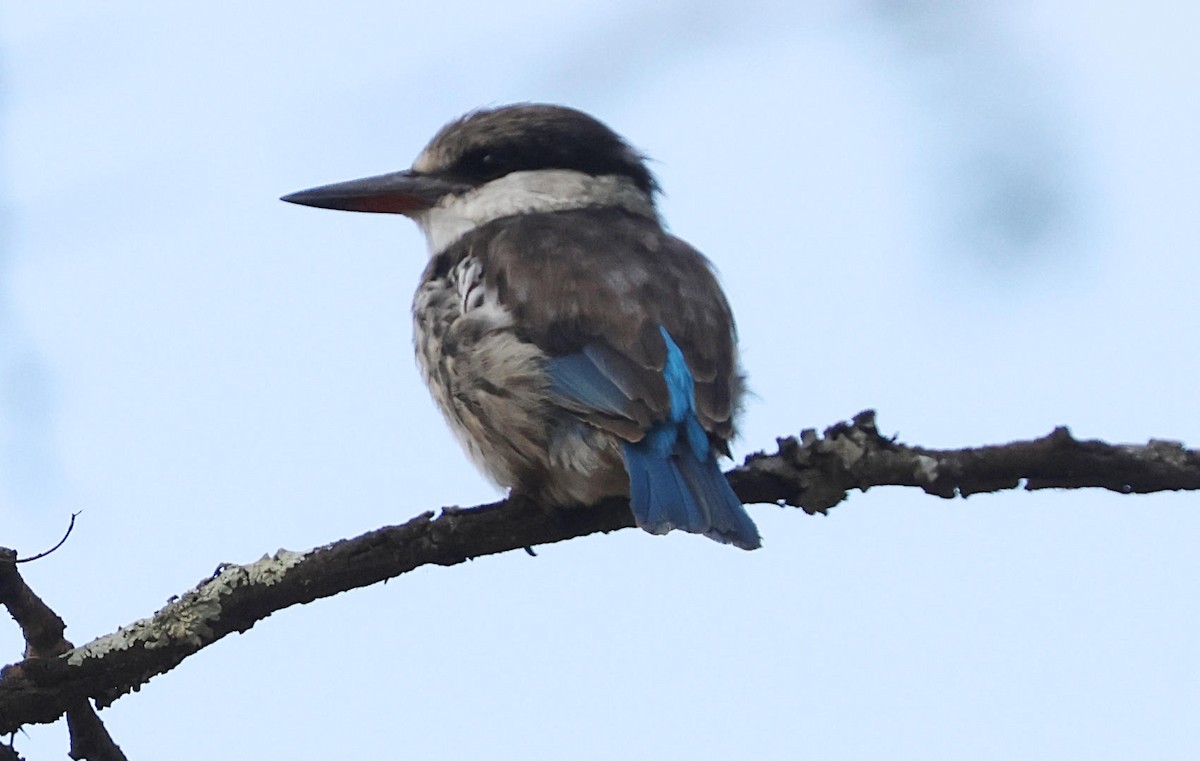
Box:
413;169;658;256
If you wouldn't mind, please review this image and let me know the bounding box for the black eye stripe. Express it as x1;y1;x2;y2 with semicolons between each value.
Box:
448;140;655;194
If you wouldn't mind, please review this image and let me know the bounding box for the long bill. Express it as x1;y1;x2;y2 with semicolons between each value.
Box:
281;170;468;214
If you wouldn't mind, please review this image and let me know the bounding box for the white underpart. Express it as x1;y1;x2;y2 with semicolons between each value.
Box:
412;169;657;256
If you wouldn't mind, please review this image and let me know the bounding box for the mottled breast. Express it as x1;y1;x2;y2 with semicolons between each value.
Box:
412;243;555;491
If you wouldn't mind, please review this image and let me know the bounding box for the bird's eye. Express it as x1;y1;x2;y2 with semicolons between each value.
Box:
453;148;511;181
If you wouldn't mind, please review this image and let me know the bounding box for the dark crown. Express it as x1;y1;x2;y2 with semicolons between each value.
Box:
417;104;659;196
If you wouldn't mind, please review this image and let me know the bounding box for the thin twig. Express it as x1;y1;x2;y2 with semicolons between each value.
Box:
12;513;81;565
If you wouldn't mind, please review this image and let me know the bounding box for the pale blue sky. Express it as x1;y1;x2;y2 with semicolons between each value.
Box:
3;2;1199;758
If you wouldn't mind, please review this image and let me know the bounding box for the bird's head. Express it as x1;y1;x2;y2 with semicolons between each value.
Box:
282;104;659;254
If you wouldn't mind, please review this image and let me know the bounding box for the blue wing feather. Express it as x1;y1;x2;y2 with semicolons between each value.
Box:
545;353;636;418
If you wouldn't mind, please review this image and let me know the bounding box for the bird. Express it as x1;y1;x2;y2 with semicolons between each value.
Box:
281;104;760;550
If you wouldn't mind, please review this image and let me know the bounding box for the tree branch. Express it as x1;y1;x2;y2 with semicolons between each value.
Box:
726;410;1200;511
0;550;127;760
2;410;1197;736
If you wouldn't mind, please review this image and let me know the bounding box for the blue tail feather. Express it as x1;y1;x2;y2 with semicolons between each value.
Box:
624;435;760;550
547;324;761;550
621;327;761;550
673;445;761;549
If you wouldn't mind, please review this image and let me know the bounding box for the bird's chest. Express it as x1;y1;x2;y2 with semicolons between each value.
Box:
411;252;551;486
413;254;488;407
412;254;490;373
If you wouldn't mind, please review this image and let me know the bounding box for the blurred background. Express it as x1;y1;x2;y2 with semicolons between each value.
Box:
3;1;1199;758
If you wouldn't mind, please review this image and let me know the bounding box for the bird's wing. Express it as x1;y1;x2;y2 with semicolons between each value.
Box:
479;207;741;447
